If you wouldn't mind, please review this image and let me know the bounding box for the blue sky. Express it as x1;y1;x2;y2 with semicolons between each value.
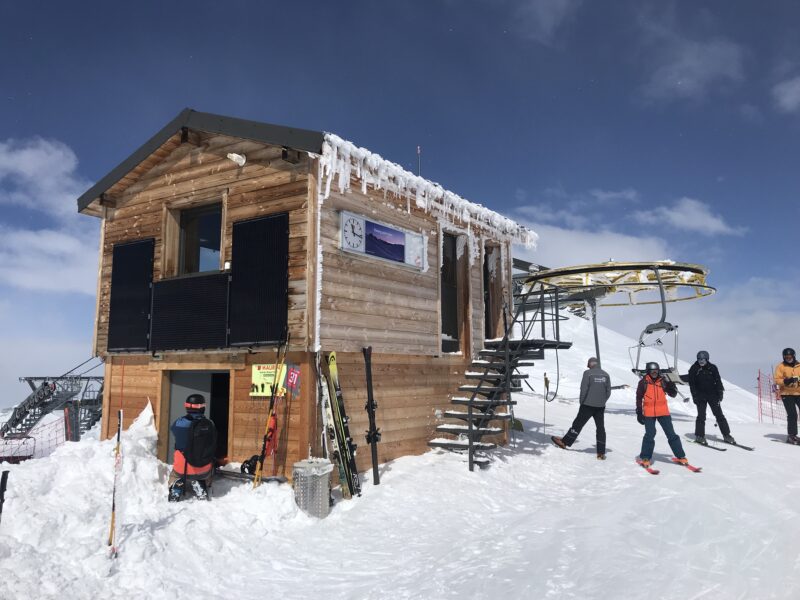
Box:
1;0;798;404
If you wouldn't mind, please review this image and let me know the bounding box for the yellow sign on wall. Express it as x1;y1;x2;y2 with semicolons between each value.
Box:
250;364;287;397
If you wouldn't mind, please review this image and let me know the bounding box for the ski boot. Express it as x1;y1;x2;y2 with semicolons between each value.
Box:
168;479;185;502
788;435;800;445
190;479;208;500
637;457;652;467
723;435;736;444
674;457;689;465
695;435;707;445
597;453;606;460
551;436;567;449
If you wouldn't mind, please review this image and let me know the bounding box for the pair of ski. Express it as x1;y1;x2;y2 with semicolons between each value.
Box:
252;336;290;488
636;457;701;474
684;434;755;452
320;352;361;498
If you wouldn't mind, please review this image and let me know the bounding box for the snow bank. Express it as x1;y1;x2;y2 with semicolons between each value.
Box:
1;319;796;600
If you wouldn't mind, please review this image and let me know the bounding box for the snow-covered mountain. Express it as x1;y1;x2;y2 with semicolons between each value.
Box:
1;317;797;600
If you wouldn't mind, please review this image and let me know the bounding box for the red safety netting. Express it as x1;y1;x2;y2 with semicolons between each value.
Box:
0;413;66;464
757;370;786;424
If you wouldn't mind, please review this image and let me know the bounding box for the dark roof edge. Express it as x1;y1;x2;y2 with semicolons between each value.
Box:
76;108;326;213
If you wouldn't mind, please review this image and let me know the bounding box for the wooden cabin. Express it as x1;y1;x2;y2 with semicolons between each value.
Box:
76;109;536;478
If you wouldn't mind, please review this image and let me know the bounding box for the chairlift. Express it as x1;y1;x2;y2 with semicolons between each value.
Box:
628;267;683;384
524;261;715;380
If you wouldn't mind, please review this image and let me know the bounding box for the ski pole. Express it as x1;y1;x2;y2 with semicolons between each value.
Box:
362;346;381;486
108;409;122;558
0;470;9;528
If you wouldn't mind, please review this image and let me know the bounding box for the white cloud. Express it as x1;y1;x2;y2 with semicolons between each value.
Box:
513;0;582;46
638;12;745;104
512;221;672;269
0;227;98;294
633;197;746;236
515;186;640;230
0;136;99;294
516;203;589;229
0;138;91;219
771;75;800;113
589;188;639;203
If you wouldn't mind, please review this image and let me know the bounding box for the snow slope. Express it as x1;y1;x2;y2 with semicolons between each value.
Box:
1;318;798;600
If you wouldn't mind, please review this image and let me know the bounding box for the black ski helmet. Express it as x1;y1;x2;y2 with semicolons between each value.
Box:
783;348;796;358
184;393;206;413
697;350;709;361
646;362;660;375
587;357;599;368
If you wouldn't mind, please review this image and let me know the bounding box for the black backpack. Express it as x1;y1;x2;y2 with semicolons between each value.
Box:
184;417;217;467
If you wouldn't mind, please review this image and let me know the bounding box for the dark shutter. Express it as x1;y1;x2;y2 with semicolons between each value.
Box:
107;239;154;352
150;273;228;351
229;213;289;346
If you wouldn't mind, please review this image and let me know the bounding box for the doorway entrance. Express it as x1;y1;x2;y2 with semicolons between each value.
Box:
483;244;503;340
166;370;229;465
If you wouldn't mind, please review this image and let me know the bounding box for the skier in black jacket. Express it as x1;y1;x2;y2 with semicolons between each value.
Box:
685;350;735;445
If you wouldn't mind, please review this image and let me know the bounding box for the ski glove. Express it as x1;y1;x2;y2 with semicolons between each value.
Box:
784;377;798;386
636;410;645;425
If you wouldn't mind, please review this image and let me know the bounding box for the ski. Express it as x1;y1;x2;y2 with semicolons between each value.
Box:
771;439;800;446
253;337;289;489
683;434;727;451
635;458;659;475
713;438;754;451
319;365;352;500
216;468;287;484
107;409;122;558
670;457;701;472
362;346;381;486
325;352;361;497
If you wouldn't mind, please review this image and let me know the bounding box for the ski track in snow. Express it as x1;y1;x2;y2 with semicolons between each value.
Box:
0;318;798;599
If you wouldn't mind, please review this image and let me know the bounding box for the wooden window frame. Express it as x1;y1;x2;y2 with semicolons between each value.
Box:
161;190;228;279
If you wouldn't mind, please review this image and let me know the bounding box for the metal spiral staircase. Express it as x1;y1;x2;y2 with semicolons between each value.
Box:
428;271;572;470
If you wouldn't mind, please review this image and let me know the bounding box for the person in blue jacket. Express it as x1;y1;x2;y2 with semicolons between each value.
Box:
168;394;216;501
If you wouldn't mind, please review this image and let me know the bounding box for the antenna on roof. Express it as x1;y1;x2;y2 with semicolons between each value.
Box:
417;145;421;176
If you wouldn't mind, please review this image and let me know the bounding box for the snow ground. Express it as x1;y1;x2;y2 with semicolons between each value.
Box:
1;318;798;599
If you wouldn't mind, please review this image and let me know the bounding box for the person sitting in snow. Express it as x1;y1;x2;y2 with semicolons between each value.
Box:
551;357;611;460
685;350;735;445
774;348;800;444
168;394;217;501
636;362;689;468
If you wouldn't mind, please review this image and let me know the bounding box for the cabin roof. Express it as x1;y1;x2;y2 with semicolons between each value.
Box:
76;108;325;213
75;109;535;245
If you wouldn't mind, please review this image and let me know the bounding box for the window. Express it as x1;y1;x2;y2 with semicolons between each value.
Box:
179;204;222;275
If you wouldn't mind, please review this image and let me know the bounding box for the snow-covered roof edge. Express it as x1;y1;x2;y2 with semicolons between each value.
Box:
317;133;538;248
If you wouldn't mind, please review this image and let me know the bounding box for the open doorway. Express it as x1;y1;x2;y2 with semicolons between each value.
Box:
441;232;468;353
166;370;229;465
483;244;503;340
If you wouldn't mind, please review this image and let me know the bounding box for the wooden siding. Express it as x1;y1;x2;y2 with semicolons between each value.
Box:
326;352;475;473
102;351;315;480
95;134;311;355
319;188;441;355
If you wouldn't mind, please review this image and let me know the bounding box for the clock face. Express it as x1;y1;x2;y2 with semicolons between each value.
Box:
342;216;364;250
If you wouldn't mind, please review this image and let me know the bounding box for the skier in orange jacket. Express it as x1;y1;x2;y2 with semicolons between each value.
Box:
775;348;800;444
636;362;688;467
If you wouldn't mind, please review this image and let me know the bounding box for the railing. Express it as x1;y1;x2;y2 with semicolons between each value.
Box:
465;279;570;470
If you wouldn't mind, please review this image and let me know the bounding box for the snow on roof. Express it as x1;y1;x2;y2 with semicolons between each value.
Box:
318;133;537;248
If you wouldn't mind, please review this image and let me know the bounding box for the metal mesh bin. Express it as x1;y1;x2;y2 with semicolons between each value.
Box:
292;459;334;518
